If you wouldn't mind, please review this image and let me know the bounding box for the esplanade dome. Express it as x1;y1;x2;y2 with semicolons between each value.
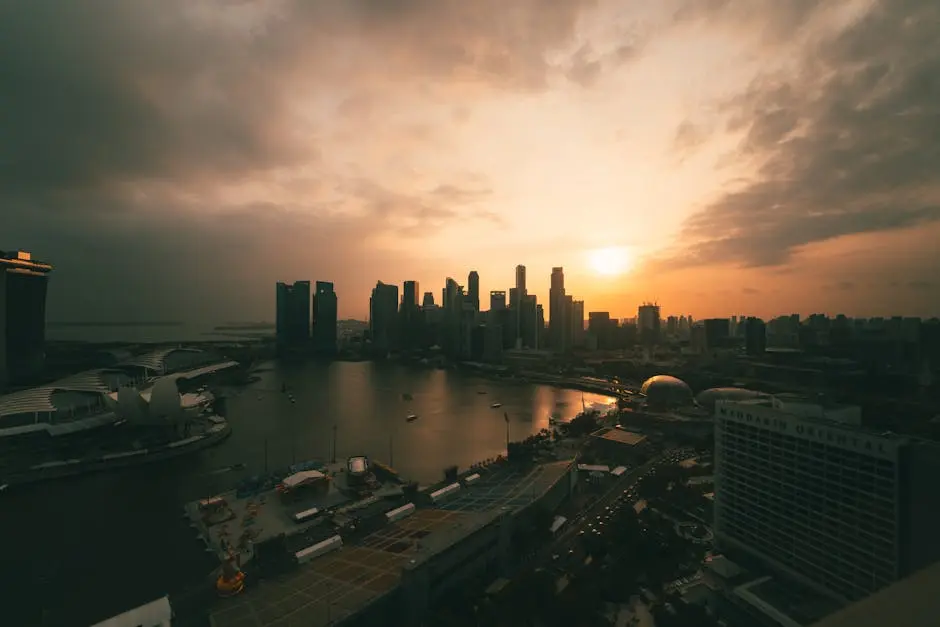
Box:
640;375;693;408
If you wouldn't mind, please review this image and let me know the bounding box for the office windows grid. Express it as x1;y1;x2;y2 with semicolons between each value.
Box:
716;413;899;601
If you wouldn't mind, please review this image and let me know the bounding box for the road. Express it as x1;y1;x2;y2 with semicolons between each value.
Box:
525;453;667;570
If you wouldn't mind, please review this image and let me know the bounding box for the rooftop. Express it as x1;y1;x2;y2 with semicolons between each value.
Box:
209;508;469;627
208;460;576;627
811;560;940;627
430;460;573;514
591;427;648;446
0;369;115;417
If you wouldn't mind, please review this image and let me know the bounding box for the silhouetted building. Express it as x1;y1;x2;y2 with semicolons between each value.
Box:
588;311;615;350
369;281;399;354
744;317;767;355
515;264;526;299
312;281;337;355
638;302;661;345
571;300;585;348
0;249;52;388
276;280;311;355
442;278;463;357
400;280;421;350
421;292;435;308
549;267;566;352
467;271;479;312
520;294;539;349
489;290;506;312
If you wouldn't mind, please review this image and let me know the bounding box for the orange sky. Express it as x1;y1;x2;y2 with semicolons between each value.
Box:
3;0;939;321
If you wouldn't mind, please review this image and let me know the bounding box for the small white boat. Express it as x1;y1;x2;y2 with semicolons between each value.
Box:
406;414;419;422
490;402;502;409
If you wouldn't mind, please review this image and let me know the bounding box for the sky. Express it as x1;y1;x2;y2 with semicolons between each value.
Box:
2;0;939;323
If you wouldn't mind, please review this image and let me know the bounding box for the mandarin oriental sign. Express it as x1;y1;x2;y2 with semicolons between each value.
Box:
718;403;899;458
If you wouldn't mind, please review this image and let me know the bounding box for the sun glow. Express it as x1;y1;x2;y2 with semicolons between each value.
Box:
587;246;633;276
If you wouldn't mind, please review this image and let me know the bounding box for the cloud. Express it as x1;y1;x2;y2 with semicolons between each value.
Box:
663;0;940;269
741;287;760;295
0;0;599;320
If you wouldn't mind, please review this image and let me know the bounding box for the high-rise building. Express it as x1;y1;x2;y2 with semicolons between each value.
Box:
489;291;506;312
744;317;767;355
715;397;940;603
369;281;399;354
467;271;480;312
276;280;311;355
638;302;661;345
571;300;585;348
312;281;338;355
400;280;421;350
0;249;53;388
521;294;539;349
515;265;527;299
549;267;566;352
422;292;435;308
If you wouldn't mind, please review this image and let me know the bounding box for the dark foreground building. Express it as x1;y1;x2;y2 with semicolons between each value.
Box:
0;249;53;389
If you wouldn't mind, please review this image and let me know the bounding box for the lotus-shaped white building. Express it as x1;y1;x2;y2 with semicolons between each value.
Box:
107;375;214;425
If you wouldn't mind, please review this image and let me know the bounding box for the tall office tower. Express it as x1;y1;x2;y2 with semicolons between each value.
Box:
744;317;767;355
312;281;338;355
276;280;311;355
520;294;539;349
467;271;480;312
637;302;661;345
515;264;527;299
441;278;462;357
571;300;585;348
421;292;435;308
489;291;506;312
400;280;421;350
549;267;566;351
0;249;53;389
536;304;545;348
369;281;399;354
402;281;419;310
702;318;731;351
715;397;940;603
508;287;520;348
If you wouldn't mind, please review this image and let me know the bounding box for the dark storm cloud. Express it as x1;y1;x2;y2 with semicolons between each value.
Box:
667;0;940;268
0;0;597;320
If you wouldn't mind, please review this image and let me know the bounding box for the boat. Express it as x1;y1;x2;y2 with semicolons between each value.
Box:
406;414;419;422
491;402;502;409
477;391;487;395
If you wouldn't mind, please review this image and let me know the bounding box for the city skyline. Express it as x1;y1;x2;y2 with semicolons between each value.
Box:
3;1;940;323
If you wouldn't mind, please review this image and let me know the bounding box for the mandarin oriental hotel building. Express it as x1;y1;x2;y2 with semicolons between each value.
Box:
714;396;940;604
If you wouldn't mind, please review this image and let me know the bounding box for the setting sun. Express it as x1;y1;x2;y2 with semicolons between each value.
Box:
587;246;633;277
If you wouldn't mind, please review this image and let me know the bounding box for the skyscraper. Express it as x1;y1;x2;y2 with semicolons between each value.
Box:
549;267;566;352
369;281;399;354
401;280;421;350
312;281;338;355
276;280;311;355
0;249;53;389
744;316;767;355
489;291;506;311
467;271;479;312
638;302;661;345
571;300;585;348
515;265;527;299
